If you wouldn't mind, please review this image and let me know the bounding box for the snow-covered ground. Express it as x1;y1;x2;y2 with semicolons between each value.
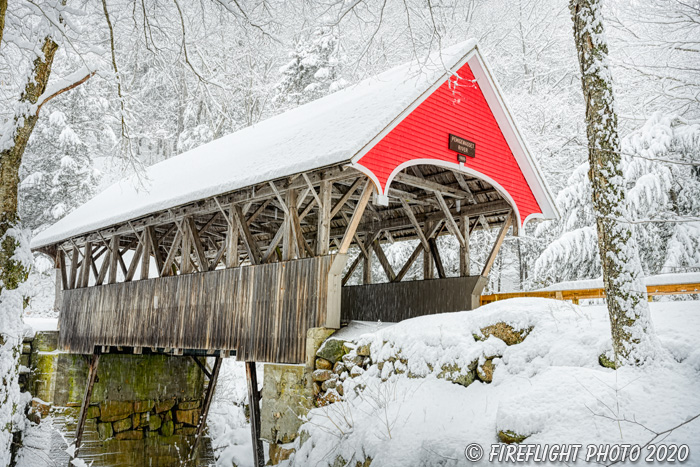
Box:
208;360;255;467
281;299;700;466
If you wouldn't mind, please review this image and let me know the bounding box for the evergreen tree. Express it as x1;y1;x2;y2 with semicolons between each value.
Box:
20;110;100;233
275;27;346;107
535;113;700;283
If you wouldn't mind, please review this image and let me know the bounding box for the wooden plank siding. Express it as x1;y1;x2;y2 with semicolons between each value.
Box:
341;276;488;323
59;256;338;363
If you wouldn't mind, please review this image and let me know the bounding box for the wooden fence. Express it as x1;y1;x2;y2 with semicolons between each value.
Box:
480;281;700;305
59;255;342;363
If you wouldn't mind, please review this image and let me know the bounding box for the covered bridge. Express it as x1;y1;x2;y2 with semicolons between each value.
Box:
31;40;557;460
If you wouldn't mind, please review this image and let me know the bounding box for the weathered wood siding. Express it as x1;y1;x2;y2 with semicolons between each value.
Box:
60;256;338;363
341;276;488;323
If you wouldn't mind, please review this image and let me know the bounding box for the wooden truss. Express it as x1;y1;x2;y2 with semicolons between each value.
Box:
49;163;514;296
54;162;515;464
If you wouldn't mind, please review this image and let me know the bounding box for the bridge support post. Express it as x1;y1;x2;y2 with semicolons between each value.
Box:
72;351;100;462
246;361;265;467
190;355;223;460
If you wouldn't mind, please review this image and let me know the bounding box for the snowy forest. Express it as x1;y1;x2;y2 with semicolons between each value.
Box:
4;0;699;297
1;0;699;466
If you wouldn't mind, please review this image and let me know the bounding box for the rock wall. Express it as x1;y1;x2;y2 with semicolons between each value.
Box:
21;331;214;466
261;327;334;464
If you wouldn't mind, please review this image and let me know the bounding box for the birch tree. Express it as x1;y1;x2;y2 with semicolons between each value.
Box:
569;0;659;366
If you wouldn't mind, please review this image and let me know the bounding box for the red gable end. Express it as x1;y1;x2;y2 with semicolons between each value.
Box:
353;60;543;228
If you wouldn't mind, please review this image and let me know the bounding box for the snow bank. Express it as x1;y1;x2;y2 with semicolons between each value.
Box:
287;299;700;466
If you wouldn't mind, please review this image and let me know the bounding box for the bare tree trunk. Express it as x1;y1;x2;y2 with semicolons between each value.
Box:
0;0;7;48
570;0;658;365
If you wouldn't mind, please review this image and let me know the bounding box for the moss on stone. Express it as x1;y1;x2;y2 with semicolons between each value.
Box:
498;430;528;444
148;414;162;431
177;399;200;410
599;353;618;369
155;399;176;413
86;404;100;419
477;359;495;383
100;401;134;422
97;422;114;440
480;323;533;346
115;430;144;440
316;339;347;364
160;420;174;437
175;408;201;426
112;417;132;433
134;399;155;413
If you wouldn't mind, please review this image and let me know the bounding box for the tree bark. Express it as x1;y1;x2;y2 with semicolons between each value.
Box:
0;37;58;291
0;0;7;48
570;0;657;365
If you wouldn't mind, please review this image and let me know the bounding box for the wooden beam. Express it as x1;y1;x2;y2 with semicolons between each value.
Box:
482;212;512;277
79;242;92;288
73;353;100;460
330;200;511;240
429;238;446;279
125;242;143;282
233;205;262;265
186;217;208;272
140;227;152;280
394;172;471;198
225;204;240;268
340;211;370;260
282;188;297;260
460;215;470;277
247;199;272;226
262;225;285;263
316;179;332;256
454;173;477;204
363;247;373;285
180;221;193;274
160;228;182;276
96;244;111;285
399;198;430;251
331;178;363;218
478;214;491;234
372;239;396;282
246;362;265;467
338;180;373;255
58;249;68;290
148;226;164;273
68;247;79;289
342;253;363;286
108;235;120;284
54;165;357;249
191;356;223;459
394;242;423;282
434;191;465;247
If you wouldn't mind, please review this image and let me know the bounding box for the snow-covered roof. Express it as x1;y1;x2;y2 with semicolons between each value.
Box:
32;39;510;249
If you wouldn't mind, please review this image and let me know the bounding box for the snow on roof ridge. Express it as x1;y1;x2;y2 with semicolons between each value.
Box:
31;40;478;249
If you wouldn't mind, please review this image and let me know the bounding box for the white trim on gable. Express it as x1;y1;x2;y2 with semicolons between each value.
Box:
467;48;559;221
350;45;559;226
